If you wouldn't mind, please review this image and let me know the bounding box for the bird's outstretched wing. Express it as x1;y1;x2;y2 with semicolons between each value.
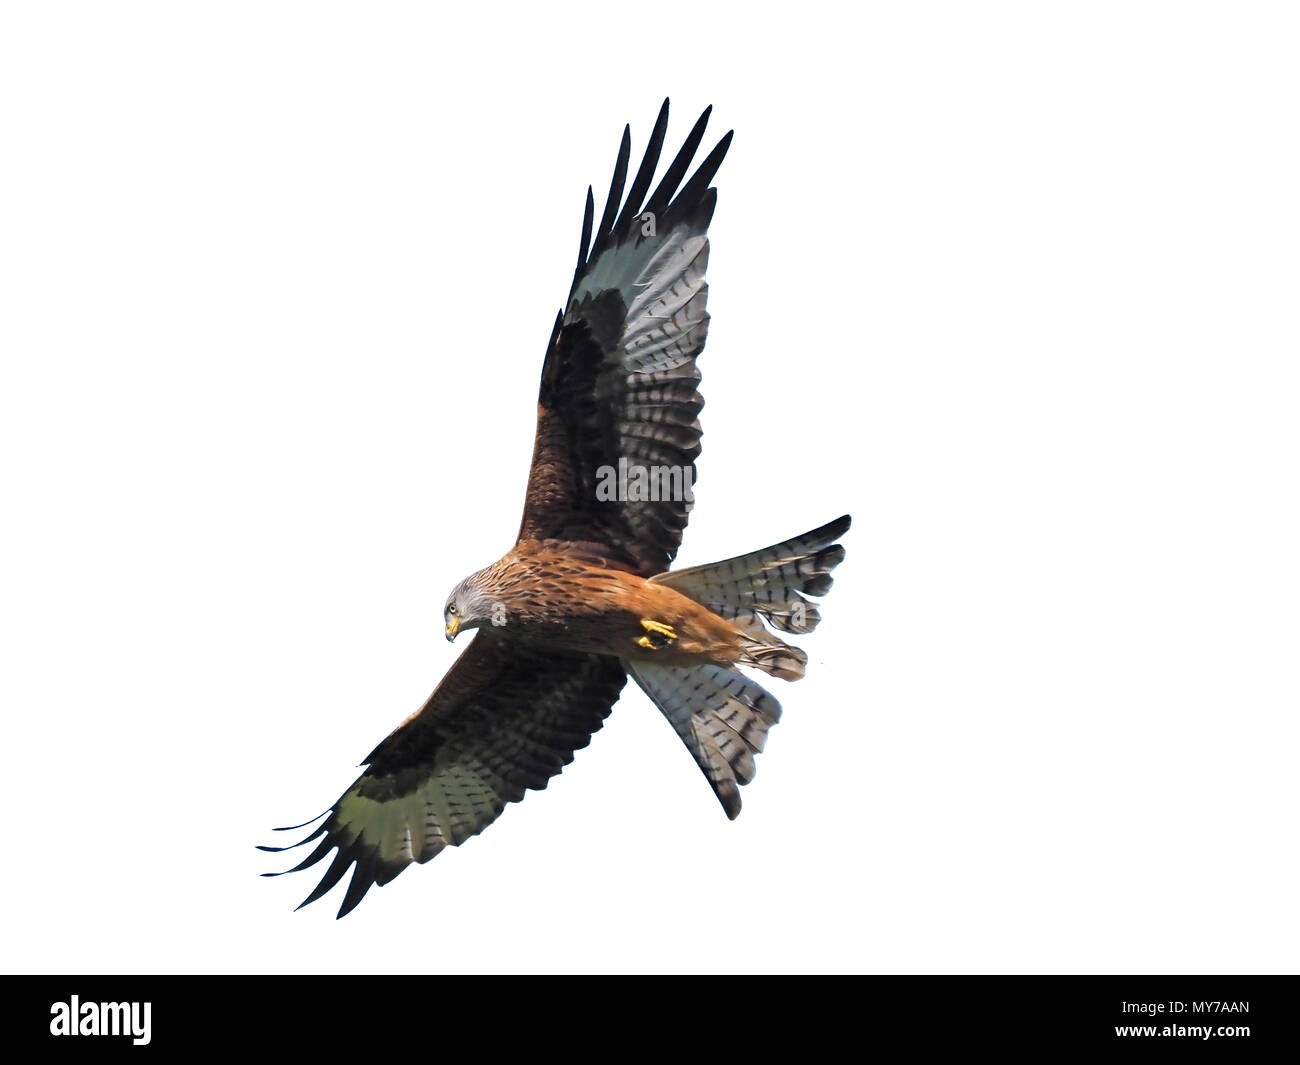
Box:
262;631;626;918
518;99;732;576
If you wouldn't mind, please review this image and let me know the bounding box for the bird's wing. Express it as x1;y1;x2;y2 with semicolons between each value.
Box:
262;631;627;918
517;100;732;576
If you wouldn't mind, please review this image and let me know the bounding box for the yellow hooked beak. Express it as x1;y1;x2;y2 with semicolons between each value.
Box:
445;615;460;642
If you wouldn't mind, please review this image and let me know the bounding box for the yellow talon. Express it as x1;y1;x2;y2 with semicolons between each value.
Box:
640;618;677;639
636;618;677;652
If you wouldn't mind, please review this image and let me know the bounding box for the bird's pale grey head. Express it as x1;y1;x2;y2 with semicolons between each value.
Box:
443;571;496;642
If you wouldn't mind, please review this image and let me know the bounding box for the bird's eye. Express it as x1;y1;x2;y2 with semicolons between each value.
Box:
448;604;458;615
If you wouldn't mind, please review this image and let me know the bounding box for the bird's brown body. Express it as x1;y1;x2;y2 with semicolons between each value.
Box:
474;541;748;667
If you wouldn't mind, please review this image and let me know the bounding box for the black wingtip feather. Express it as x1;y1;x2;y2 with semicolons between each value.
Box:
256;823;327;853
589;126;631;261
271;810;329;833
296;844;356;910
675;129;733;212
695;186;719;232
573;185;594;284
644;105;711;219
614;99;671;235
265;833;337;880
336;855;379;919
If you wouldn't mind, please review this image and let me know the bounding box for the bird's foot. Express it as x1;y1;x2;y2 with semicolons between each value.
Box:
637;618;677;650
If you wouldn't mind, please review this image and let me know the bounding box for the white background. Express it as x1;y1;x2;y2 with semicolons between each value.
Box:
2;2;1297;974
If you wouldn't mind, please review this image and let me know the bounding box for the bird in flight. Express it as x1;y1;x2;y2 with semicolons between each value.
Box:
263;100;851;917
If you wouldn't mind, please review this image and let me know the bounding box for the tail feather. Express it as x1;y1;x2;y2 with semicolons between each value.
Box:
653;515;850;679
626;659;781;818
737;636;807;680
632;516;849;815
651;514;850;635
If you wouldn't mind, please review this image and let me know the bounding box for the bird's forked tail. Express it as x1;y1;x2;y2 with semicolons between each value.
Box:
650;513;851;679
626;515;850;817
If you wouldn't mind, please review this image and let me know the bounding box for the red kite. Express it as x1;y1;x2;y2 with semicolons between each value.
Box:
263;101;851;917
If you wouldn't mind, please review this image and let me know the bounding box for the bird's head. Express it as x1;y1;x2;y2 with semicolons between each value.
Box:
443;572;496;642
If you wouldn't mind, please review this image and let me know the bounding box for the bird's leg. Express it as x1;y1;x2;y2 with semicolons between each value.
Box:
636;617;678;650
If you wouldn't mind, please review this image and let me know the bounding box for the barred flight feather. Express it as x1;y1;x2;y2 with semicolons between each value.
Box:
626;660;782;820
